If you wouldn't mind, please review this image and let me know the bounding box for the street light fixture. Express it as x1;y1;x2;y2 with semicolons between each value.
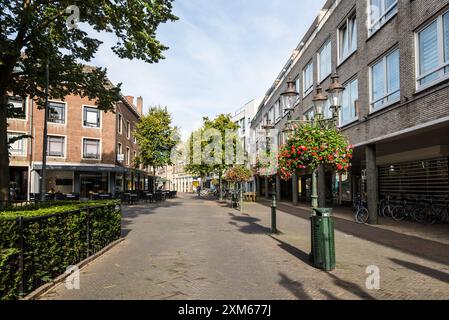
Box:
312;85;328;120
326;73;345;122
280;78;299;115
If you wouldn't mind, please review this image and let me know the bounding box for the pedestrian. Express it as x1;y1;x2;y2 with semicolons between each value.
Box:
197;185;201;197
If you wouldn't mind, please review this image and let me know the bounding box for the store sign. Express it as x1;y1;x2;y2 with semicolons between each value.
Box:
117;154;125;162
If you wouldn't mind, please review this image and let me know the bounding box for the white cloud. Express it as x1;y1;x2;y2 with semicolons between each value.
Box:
88;0;325;139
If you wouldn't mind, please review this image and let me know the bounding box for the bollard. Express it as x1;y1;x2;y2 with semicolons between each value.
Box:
271;192;277;234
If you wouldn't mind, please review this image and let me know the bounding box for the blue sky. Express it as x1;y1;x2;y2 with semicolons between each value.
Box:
90;0;325;139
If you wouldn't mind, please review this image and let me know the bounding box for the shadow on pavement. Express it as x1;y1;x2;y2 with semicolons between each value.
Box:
269;236;311;265
325;272;376;300
278;272;311;300
258;200;449;267
390;258;449;285
227;212;271;234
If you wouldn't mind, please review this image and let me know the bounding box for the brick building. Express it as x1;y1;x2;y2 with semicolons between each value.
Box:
7;91;151;199
251;0;449;216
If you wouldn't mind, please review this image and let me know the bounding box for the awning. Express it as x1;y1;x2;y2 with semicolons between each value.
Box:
32;164;150;176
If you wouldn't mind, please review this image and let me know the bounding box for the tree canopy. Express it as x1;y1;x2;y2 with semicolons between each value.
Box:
0;0;178;200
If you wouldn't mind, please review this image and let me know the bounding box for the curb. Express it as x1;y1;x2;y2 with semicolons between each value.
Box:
22;237;125;300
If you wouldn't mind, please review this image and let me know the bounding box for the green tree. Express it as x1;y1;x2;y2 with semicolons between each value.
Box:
184;114;241;200
0;1;178;200
135;107;179;192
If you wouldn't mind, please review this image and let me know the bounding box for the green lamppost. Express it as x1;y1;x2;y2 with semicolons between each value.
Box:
261;118;276;233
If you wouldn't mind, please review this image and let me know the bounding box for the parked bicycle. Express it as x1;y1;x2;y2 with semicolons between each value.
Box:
353;195;369;224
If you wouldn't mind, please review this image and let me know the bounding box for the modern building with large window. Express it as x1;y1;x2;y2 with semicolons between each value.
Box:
251;0;449;215
7;90;151;200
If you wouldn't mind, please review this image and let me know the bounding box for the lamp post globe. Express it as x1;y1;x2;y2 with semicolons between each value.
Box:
326;73;345;119
312;86;328;119
281;78;299;114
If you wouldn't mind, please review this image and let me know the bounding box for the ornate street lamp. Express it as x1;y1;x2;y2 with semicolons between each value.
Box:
312;85;328;120
326;73;345;123
281;78;299;115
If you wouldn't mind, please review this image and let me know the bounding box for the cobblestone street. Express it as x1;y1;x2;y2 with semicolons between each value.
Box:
41;194;449;300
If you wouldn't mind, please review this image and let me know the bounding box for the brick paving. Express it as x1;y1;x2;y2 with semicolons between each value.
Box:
40;194;449;300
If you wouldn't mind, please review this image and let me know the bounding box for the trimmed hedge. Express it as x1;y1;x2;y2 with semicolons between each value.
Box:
0;200;121;300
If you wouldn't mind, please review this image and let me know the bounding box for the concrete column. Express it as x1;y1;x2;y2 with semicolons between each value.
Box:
366;144;379;225
292;173;298;206
276;175;281;202
318;165;326;208
265;177;269;199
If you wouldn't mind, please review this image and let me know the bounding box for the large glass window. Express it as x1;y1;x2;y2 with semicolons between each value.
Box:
7;133;26;156
83;138;101;159
371;49;400;110
341;78;359;125
83;106;100;128
47;136;65;157
417;12;449;88
303;61;314;96
369;0;398;35
7;96;26;119
339;13;357;63
48;102;66;124
318;40;332;82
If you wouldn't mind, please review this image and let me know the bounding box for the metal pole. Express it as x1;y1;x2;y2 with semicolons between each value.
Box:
271;181;277;234
239;182;244;212
311;169;318;209
18;216;25;298
40;58;49;202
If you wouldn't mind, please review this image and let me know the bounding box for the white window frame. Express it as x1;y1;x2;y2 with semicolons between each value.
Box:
7;131;27;156
368;0;398;37
126;121;131;139
47;135;66;159
118;113;123;135
81;137;102;160
7;96;28;121
303;60;314;97
369;47;401;112
47;100;67;126
317;39;332;83
339;77;359;127
338;12;357;65
82;105;101;129
126;147;131;165
415;10;449;91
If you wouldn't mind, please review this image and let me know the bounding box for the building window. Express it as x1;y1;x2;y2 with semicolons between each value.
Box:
318;40;332;82
339;13;357;63
370;48;400;111
368;0;398;36
340;78;359;125
47;136;65;157
126;121;131;139
417;11;449;88
303;60;314;96
48;102;66;124
8;96;26;119
133;151;137;165
7;133;26;156
118;114;123;134
83;138;101;159
126;147;130;165
269;107;275;124
118;143;122;155
83;106;100;128
303;108;314;121
295;76;301;100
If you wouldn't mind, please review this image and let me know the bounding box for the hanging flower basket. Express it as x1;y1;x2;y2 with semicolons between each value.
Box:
224;165;253;183
277;122;353;180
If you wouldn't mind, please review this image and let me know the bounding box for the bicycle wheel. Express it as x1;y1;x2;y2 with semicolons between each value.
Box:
411;207;429;224
382;205;393;218
391;206;406;221
355;207;369;224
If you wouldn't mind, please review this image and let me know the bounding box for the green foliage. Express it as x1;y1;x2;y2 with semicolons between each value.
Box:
0;200;121;300
134;107;179;170
184;114;241;179
278;123;354;180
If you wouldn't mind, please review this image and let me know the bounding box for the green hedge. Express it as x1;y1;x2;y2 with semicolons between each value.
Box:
0;200;121;300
